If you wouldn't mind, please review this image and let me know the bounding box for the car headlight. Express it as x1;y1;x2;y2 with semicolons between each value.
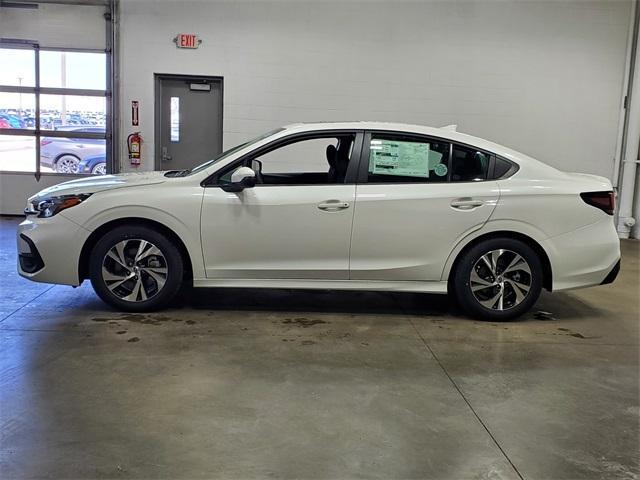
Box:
25;194;91;218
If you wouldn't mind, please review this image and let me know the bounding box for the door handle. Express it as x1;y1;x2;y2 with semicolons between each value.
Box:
317;200;350;212
161;146;172;162
451;198;484;210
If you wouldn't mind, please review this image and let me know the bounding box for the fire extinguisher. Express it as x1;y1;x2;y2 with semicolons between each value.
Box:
127;132;142;166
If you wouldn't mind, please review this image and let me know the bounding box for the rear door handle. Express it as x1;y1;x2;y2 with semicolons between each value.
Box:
317;200;350;212
451;198;484;210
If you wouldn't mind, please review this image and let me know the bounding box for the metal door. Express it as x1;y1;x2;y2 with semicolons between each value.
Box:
156;75;222;171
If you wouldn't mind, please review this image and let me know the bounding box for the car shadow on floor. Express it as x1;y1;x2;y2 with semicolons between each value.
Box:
175;287;455;317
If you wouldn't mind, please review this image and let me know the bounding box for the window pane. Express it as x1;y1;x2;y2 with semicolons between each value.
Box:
451;144;489;182
0;135;36;172
0;48;35;87
368;136;449;183
219;135;355;185
40;94;106;130
0;92;36;129
39;51;106;90
40;125;106;175
170;97;180;142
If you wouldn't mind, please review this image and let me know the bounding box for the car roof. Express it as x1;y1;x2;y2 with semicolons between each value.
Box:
280;121;555;172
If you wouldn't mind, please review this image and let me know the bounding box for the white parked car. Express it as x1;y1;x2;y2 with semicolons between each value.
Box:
18;122;620;320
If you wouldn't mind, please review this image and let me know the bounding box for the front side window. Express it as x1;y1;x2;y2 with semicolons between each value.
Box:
367;135;449;183
450;144;490;182
219;133;356;185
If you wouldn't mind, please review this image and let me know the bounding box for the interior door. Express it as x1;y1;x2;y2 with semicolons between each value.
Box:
349;132;500;281
200;132;362;279
156;76;222;171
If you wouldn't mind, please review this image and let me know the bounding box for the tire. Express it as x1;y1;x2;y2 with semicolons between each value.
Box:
91;162;107;175
89;225;184;312
55;154;81;173
452;238;542;321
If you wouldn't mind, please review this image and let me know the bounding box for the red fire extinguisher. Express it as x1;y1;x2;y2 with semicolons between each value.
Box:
127;132;142;166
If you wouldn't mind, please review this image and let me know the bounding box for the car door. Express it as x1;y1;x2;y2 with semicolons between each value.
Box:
200;130;363;279
349;131;499;281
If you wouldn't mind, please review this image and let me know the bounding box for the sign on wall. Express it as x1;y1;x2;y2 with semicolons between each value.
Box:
173;34;201;49
131;100;139;126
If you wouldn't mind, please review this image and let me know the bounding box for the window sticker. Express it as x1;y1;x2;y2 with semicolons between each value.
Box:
369;139;441;178
434;163;448;177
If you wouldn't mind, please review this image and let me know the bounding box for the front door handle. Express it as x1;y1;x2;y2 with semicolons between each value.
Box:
317;200;350;212
451;198;484;210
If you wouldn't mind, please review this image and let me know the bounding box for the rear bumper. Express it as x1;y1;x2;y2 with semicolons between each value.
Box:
543;217;621;291
600;259;620;285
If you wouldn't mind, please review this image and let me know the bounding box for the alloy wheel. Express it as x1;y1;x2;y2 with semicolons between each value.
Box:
55;155;80;173
91;163;107;175
101;239;168;302
470;249;532;310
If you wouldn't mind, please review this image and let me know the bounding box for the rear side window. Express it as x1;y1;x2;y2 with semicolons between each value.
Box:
493;157;516;179
450;144;490;182
367;135;449;183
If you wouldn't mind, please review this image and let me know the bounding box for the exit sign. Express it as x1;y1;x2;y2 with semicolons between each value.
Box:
173;34;201;49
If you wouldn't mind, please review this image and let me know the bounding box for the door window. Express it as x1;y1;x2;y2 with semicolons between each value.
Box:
366;135;449;183
219;133;356;185
450;144;490;182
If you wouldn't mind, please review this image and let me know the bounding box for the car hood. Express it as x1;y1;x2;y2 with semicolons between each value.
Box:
29;171;168;201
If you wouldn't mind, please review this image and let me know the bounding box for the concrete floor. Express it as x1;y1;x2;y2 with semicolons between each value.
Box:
0;216;638;480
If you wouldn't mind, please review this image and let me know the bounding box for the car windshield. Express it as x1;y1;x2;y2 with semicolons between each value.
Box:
184;128;285;176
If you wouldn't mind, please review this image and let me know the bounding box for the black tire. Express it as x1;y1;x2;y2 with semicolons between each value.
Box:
452;238;542;321
89;225;184;312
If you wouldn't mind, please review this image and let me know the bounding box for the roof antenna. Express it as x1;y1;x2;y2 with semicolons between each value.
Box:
441;124;458;132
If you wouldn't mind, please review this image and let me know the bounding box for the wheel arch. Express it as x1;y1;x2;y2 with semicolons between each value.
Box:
78;217;193;283
446;230;553;292
54;152;81;163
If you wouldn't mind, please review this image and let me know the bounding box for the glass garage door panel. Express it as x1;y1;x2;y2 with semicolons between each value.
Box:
0;49;35;87
39;51;106;90
0;135;36;172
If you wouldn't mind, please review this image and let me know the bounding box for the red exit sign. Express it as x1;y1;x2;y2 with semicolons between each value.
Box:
174;34;201;49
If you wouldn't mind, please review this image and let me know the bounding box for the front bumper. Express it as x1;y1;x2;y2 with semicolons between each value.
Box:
17;214;90;286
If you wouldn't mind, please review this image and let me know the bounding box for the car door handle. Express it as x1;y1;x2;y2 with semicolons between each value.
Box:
317;200;350;212
451;198;484;210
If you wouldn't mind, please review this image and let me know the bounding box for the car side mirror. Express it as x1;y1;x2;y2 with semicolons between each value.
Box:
221;166;256;192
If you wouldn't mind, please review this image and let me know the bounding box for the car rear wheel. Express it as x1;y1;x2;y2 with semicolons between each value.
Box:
55;154;80;174
89;225;184;311
452;238;542;321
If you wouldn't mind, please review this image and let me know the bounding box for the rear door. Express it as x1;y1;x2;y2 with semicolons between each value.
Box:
349;131;499;281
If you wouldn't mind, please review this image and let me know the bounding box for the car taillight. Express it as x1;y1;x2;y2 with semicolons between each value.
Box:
580;191;615;215
40;139;52;146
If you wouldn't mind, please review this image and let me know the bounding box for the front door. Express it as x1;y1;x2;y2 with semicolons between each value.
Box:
156;75;223;171
349;132;500;281
200;131;362;279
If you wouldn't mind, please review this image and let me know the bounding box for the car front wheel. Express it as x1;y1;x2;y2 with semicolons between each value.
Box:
55;154;80;173
89;225;184;311
452;238;542;321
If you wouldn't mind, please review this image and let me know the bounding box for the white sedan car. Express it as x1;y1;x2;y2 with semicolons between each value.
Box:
18;122;620;320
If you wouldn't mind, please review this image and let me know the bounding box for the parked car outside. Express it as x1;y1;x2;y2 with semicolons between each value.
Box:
78;153;107;175
40;126;106;173
0;114;24;129
18;122;620;320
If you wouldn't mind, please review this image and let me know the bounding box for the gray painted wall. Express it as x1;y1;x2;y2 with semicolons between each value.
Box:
119;0;631;180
